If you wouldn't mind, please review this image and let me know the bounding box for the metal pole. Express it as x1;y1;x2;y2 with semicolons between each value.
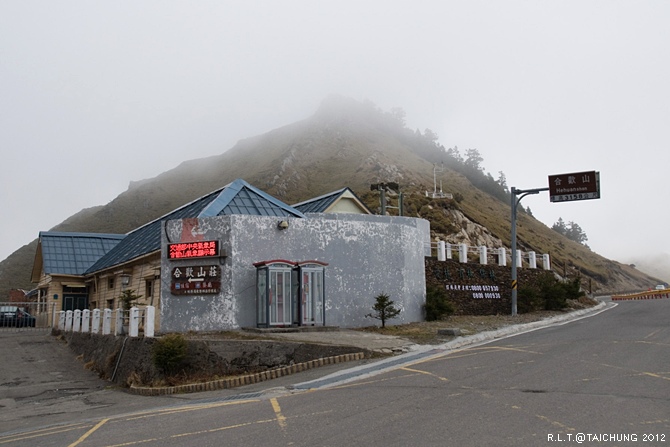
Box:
511;188;518;315
510;186;548;316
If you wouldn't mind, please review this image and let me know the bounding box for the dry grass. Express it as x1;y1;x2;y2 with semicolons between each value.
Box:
355;298;598;345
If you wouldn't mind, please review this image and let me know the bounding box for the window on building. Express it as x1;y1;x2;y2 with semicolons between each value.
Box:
108;278;115;289
106;299;114;309
145;279;154;306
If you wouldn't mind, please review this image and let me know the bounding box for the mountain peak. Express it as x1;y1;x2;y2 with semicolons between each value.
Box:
0;98;662;297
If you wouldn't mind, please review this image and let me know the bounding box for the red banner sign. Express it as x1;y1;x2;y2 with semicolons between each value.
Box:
168;240;219;259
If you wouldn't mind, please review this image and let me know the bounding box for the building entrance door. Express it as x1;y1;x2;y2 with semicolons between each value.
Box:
62;286;88;311
269;269;292;326
300;268;324;325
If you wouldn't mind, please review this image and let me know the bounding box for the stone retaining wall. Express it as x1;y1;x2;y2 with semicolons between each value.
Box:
129;352;365;396
425;257;553;315
57;330;367;392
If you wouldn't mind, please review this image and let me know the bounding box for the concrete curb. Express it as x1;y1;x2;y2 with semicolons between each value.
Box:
440;301;609;350
291;302;610;390
129;303;609;396
128;352;366;396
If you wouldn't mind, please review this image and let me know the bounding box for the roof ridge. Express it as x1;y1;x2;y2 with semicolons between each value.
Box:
292;187;348;207
39;231;125;239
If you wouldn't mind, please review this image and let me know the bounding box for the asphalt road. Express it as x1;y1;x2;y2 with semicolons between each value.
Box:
2;299;669;446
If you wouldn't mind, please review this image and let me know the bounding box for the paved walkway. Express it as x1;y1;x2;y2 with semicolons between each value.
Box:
256;328;417;354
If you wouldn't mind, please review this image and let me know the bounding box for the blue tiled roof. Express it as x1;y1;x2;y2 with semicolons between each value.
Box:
39;232;125;275
293;187;372;214
86;179;305;274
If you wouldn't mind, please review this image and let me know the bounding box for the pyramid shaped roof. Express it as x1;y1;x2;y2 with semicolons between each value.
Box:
293;187;372;214
86;179;304;274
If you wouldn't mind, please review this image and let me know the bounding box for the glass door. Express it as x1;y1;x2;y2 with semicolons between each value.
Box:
301;268;324;325
269;269;292;326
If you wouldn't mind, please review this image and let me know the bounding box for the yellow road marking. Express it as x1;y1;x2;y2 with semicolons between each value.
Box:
635;340;670;347
400;366;449;381
123;399;260;422
636;371;670;381
0;424;92;445
536;414;575;431
644;329;661;339
68;418;109;447
170;419;275;439
270;397;288;430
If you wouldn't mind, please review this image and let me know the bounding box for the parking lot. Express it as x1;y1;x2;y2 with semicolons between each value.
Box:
0;330;138;433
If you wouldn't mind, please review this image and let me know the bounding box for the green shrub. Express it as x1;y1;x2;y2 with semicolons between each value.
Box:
518;274;585;313
425;285;454;321
153;333;188;375
517;285;543;313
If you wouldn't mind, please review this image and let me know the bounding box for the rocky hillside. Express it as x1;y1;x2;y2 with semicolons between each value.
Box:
0;96;661;297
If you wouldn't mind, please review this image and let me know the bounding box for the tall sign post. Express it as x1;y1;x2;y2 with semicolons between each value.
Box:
510;171;600;316
510;187;548;315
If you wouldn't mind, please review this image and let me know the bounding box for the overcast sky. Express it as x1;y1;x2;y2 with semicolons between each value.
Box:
2;1;669;266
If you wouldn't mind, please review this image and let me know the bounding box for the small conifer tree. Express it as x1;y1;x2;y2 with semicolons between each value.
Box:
366;292;401;328
118;289;142;311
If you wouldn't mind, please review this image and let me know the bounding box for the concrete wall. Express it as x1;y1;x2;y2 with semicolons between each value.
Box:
160;213;430;332
62;330;365;387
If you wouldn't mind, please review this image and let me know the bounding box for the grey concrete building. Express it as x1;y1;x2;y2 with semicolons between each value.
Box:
160;212;430;332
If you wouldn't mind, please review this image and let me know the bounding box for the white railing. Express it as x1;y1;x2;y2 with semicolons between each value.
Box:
57;306;156;338
425;241;551;270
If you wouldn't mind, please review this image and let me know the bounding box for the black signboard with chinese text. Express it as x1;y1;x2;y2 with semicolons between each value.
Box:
168;240;219;260
171;265;221;295
548;171;600;203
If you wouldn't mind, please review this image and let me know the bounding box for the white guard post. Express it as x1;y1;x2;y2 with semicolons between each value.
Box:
516;249;523;268
437;241;446;261
73;310;81;332
446;243;452;259
479;246;487;265
144;306;155;338
498;248;507;266
102;309;112;335
81;310;90;333
92;309;100;334
58;311;66;330
543;254;551;270
528;251;537;269
65;310;73;331
129;307;140;337
114;309;124;336
459;244;468;263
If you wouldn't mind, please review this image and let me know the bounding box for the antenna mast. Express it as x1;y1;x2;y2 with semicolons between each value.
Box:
426;163;452;199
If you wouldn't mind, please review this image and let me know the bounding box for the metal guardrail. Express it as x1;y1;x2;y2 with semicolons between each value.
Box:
611;289;670;301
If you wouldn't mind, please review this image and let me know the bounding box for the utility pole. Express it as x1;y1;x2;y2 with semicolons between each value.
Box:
371;182;401;216
510;186;548;315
